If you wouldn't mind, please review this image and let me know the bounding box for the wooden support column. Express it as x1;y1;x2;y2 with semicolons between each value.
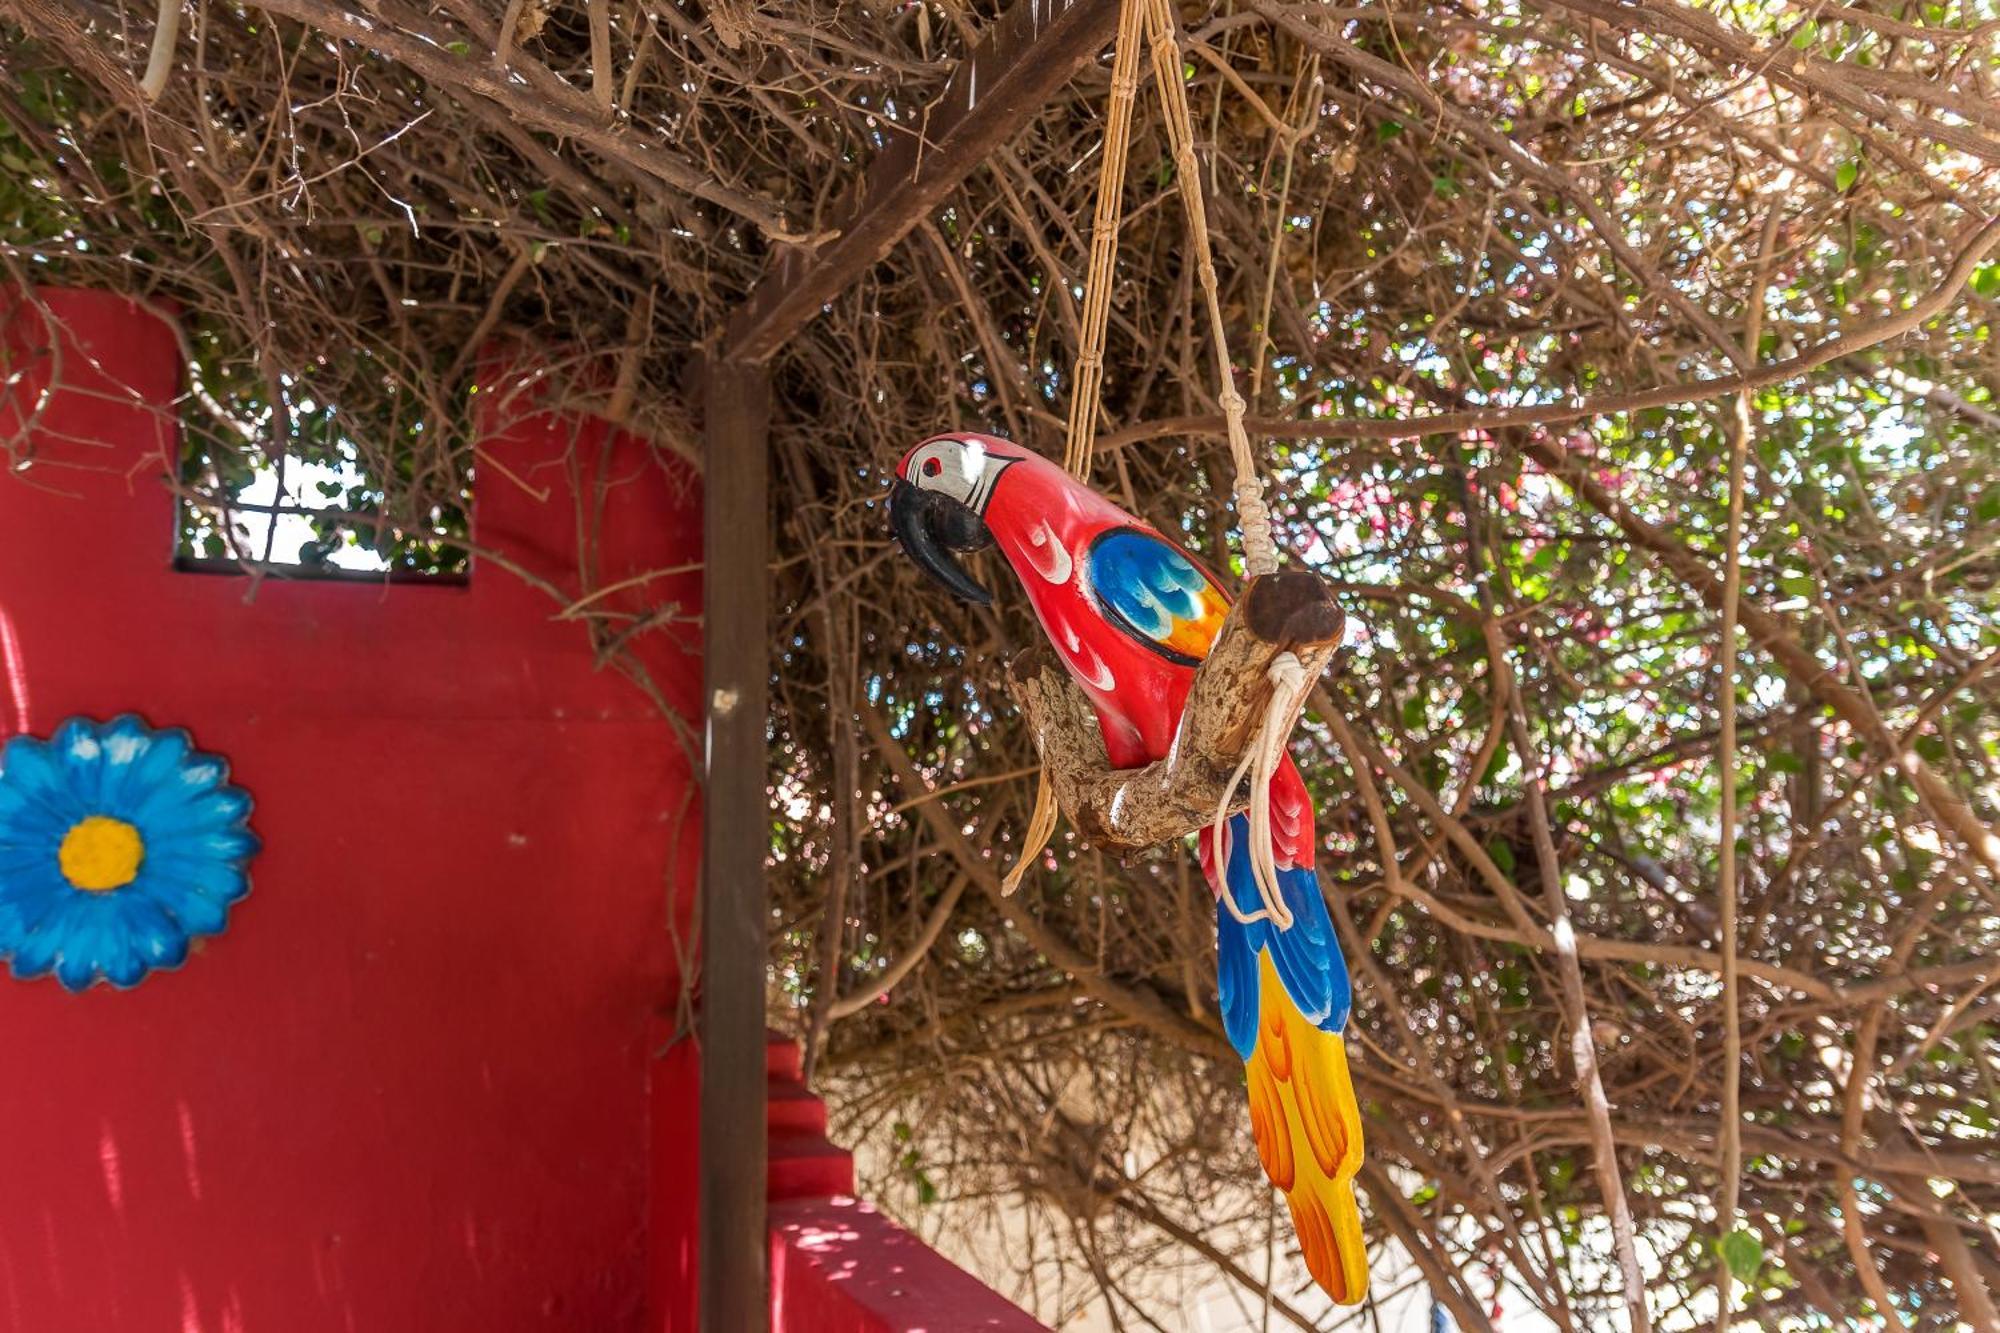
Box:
700;355;772;1333
695;5;1130;1324
726;0;1120;362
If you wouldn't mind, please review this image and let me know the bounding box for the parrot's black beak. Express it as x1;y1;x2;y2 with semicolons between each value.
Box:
890;479;994;605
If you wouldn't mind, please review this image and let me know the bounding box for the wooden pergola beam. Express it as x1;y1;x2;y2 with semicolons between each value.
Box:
724;0;1122;363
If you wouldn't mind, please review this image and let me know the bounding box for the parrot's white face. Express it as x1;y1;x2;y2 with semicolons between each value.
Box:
900;436;1015;515
891;434;1028;606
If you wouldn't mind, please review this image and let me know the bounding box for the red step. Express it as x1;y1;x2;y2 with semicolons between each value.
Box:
767;1078;829;1136
767;1131;855;1201
766;1034;804;1082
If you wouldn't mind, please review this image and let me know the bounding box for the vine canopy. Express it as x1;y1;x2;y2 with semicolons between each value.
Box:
1;0;1997;1325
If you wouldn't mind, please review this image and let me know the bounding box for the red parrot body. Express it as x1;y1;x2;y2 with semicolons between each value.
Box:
891;433;1369;1304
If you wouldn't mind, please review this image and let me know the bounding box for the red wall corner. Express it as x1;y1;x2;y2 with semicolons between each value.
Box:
0;286;701;1333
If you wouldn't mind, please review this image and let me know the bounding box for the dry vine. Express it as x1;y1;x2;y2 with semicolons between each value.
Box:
0;0;1996;1325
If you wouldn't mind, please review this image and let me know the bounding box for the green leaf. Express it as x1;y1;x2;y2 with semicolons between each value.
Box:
1836;159;1859;192
1719;1228;1763;1283
445;39;471;55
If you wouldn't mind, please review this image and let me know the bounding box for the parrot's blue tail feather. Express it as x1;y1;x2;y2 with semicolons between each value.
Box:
1215;814;1350;1055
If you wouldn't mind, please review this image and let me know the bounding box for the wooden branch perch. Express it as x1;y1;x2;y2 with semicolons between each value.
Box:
1009;571;1344;856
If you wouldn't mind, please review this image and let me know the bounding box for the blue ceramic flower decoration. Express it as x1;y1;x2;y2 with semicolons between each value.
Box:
0;716;257;991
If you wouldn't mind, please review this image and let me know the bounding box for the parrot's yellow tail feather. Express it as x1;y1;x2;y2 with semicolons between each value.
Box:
1245;949;1369;1305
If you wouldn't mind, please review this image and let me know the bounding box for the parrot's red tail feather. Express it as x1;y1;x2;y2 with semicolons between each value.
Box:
1243;949;1369;1304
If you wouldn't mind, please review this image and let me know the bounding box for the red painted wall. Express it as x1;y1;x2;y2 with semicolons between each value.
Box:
0;290;702;1332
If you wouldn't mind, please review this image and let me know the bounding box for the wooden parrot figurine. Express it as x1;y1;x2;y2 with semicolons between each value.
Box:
889;432;1368;1304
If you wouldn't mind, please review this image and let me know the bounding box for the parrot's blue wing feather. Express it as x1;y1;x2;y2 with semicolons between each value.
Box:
1086;528;1230;666
1214;813;1352;1060
1216;898;1262;1057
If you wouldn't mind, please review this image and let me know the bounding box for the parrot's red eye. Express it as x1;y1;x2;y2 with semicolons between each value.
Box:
922;458;943;477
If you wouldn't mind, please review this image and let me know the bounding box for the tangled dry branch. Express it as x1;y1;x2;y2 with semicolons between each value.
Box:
0;0;1996;1325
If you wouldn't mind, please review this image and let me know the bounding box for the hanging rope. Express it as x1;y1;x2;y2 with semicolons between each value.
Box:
1060;0;1146;481
1012;0;1303;924
1138;0;1303;926
1006;0;1145;896
1138;0;1279;579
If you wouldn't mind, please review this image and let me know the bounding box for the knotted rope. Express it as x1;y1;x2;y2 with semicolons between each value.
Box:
1060;0;1145;481
1138;0;1301;926
1135;0;1280;579
1211;651;1313;930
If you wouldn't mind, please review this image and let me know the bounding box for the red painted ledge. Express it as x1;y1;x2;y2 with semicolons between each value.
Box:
771;1196;1045;1333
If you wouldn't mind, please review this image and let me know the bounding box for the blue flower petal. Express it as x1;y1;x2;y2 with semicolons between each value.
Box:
133;908;190;973
130;857;245;933
55;947;104;991
93;717;174;818
0;736;84;824
0;865;67;953
50;719;115;810
127;755;231;825
58;899;122;989
0;777;53;829
138;788;252;842
0;839;61;874
55;895;142;990
124;726;193;799
7;893;81;980
176;828;258;863
98;896;188;986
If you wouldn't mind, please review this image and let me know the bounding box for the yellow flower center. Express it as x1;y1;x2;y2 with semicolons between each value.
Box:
57;816;145;892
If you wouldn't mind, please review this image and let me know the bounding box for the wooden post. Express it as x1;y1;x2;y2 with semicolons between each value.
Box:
700;355;772;1333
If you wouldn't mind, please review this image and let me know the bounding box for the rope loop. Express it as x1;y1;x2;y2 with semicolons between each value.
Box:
1212;651;1313;932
